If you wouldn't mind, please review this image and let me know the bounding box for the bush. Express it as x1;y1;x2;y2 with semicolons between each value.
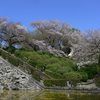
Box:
57;67;73;75
79;72;88;82
19;48;26;51
95;64;100;74
64;72;82;80
43;79;52;86
43;79;80;87
78;66;97;79
37;51;43;55
30;67;41;81
45;70;63;79
94;78;100;87
7;55;19;66
71;65;78;71
36;57;49;70
27;53;40;66
43;79;67;87
13;49;78;80
97;67;100;74
58;57;75;67
7;47;16;54
48;57;59;64
46;63;60;72
1;50;7;59
14;50;21;57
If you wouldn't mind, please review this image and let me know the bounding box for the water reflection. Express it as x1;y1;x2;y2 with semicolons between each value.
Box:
34;90;100;100
0;90;100;100
0;90;42;100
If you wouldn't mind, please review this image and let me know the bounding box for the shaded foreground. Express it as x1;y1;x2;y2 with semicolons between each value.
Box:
0;90;100;100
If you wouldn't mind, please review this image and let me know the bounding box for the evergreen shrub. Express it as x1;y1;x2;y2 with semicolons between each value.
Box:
79;72;88;82
7;55;19;66
30;67;41;81
45;70;63;79
94;78;100;87
43;79;80;87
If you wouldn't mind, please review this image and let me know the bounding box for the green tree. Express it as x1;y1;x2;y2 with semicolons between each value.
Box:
64;72;82;80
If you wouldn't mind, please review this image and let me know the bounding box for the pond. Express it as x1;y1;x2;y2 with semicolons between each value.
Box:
0;90;100;100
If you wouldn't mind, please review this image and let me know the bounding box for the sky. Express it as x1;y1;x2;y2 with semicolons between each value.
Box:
0;0;100;32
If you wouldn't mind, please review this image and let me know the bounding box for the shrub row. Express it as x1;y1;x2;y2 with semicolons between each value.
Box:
43;79;80;87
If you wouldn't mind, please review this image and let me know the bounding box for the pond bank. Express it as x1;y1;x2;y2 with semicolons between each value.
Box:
40;79;100;92
43;86;100;92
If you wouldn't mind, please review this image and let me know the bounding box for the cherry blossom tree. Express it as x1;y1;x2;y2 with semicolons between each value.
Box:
0;17;28;48
29;20;73;53
86;30;100;63
70;29;100;64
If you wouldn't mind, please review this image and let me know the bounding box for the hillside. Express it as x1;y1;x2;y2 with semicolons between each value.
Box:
2;47;100;82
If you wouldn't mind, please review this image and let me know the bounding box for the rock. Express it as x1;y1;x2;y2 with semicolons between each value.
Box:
0;71;3;75
0;61;3;66
0;57;43;90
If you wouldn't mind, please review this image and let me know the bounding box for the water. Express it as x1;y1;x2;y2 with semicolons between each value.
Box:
0;90;100;100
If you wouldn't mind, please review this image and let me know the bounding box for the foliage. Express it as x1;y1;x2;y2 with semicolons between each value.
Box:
29;67;41;81
43;79;67;87
73;30;100;63
7;55;20;66
43;79;80;87
13;49;77;79
78;65;97;79
97;67;100;74
1;17;100;85
0;48;50;81
57;67;73;75
1;48;99;82
0;17;28;48
79;72;88;82
1;17;100;64
3;47;16;54
0;50;8;59
64;72;82;80
14;49;98;81
28;54;40;66
45;70;63;79
94;78;100;88
46;63;60;72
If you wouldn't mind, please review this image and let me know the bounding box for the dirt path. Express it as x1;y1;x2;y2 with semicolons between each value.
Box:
78;83;97;89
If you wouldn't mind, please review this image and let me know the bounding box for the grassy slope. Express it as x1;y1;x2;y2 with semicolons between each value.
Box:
5;48;99;82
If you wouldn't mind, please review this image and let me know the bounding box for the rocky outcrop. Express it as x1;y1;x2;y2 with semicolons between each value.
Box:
0;57;44;90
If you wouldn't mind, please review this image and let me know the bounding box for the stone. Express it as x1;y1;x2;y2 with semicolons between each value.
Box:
0;61;3;66
0;71;3;75
0;57;43;90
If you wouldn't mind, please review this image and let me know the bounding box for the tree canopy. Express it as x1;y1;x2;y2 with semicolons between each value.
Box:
0;17;100;64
